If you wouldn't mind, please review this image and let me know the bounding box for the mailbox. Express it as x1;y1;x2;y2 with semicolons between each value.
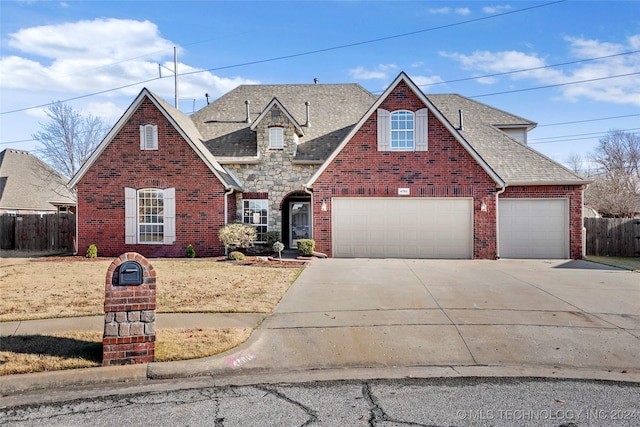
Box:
115;261;143;286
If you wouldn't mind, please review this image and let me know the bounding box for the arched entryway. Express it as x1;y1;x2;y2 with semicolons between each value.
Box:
280;191;312;249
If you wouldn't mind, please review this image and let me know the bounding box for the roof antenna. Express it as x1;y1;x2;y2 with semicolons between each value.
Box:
205;93;210;105
458;109;464;131
314;78;319;84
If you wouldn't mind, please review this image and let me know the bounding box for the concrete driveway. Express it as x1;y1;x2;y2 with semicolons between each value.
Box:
149;258;640;381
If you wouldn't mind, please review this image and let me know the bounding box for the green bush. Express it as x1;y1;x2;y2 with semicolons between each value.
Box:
264;231;281;248
297;239;315;257
229;251;245;261
86;244;98;258
218;222;256;251
186;244;196;258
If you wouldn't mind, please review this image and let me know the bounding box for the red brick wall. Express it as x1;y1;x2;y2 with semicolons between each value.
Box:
312;81;498;259
500;185;584;259
76;97;228;257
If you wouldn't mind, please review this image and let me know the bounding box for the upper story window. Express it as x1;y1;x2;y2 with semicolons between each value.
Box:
377;108;428;152
390;111;414;151
269;127;284;149
139;124;158;150
243;199;268;242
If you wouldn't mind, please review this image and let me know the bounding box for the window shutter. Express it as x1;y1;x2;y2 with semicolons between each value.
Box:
125;187;137;244
139;126;145;150
151;125;158;150
163;187;176;244
415;108;428;151
377;109;390;151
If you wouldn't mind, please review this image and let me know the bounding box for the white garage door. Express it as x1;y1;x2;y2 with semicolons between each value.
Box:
499;199;568;259
332;198;472;259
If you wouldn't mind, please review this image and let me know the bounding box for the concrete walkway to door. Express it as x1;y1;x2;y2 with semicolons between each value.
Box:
147;258;640;382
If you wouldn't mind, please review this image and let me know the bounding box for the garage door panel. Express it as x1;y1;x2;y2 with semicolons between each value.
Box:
499;199;568;259
333;198;472;259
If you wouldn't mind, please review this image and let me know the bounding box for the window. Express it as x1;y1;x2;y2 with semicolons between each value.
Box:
390;111;414;151
243;199;268;242
139;124;158;150
269;127;283;149
377;108;428;152
138;189;164;242
125;187;175;244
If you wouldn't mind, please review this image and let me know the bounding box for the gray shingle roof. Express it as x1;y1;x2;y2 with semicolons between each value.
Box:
426;94;587;185
0;149;76;211
191;84;377;162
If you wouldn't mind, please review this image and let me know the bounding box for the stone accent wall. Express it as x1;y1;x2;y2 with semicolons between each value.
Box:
103;252;156;366
226;104;317;232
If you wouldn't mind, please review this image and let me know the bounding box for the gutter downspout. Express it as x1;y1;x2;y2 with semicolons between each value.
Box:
223;187;235;256
495;185;507;259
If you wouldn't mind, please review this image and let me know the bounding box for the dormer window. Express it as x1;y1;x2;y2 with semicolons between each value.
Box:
269;127;284;149
140;124;158;150
390;110;415;151
377;108;428;152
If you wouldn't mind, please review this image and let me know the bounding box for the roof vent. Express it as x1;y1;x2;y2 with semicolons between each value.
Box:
314;78;319;84
458;109;464;131
305;101;311;127
245;100;251;124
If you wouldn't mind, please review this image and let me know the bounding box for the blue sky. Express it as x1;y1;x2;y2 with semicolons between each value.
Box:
1;0;639;174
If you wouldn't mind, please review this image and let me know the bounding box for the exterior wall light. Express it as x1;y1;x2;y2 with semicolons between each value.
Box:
480;201;487;212
321;200;327;212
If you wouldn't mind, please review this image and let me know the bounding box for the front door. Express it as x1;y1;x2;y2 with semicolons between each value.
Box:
290;202;311;248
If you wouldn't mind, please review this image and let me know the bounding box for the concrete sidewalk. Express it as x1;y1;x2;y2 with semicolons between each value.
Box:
1;258;639;399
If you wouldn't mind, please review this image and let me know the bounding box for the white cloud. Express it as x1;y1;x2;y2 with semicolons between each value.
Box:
428;7;451;14
411;75;445;88
483;5;512;14
428;7;471;15
0;18;259;102
349;64;398;80
440;35;640;106
455;8;471;16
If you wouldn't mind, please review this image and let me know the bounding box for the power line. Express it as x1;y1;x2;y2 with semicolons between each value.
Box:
469;72;640;99
530;128;640;142
0;0;566;116
536;113;640;127
529;129;640;145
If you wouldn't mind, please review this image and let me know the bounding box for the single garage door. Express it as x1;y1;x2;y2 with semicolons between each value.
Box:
499;199;568;259
332;198;472;259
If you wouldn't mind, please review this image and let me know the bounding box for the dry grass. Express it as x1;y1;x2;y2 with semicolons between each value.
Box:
0;328;252;375
0;258;302;321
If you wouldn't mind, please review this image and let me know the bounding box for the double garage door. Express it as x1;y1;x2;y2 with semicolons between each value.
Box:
331;197;569;259
332;198;473;259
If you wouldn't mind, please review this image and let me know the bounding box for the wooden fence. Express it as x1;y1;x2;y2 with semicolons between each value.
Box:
0;214;76;252
584;217;640;257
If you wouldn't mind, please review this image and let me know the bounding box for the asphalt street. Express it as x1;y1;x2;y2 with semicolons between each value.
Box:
1;377;639;427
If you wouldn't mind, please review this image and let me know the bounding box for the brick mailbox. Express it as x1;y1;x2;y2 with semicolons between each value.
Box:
103;252;156;366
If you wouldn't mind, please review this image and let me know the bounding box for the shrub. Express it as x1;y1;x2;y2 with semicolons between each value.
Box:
186;244;196;258
297;239;315;257
218;222;256;252
264;231;280;248
229;251;245;261
86;244;98;258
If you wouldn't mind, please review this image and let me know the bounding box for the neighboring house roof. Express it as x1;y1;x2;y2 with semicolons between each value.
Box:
0;148;76;211
192;83;377;163
69;89;243;190
426;94;587;186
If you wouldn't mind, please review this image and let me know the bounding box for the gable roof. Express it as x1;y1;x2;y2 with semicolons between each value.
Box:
426;94;588;185
192;83;377;163
0;149;76;211
250;97;305;136
306;72;505;187
68;89;242;190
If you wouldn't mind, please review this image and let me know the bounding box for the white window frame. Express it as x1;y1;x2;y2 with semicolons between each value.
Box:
390;110;415;151
140;124;158;151
138;189;164;243
243;199;269;242
269;127;284;149
377;108;428;152
125;187;175;245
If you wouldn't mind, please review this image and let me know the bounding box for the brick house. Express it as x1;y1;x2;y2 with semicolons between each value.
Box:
69;72;587;259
